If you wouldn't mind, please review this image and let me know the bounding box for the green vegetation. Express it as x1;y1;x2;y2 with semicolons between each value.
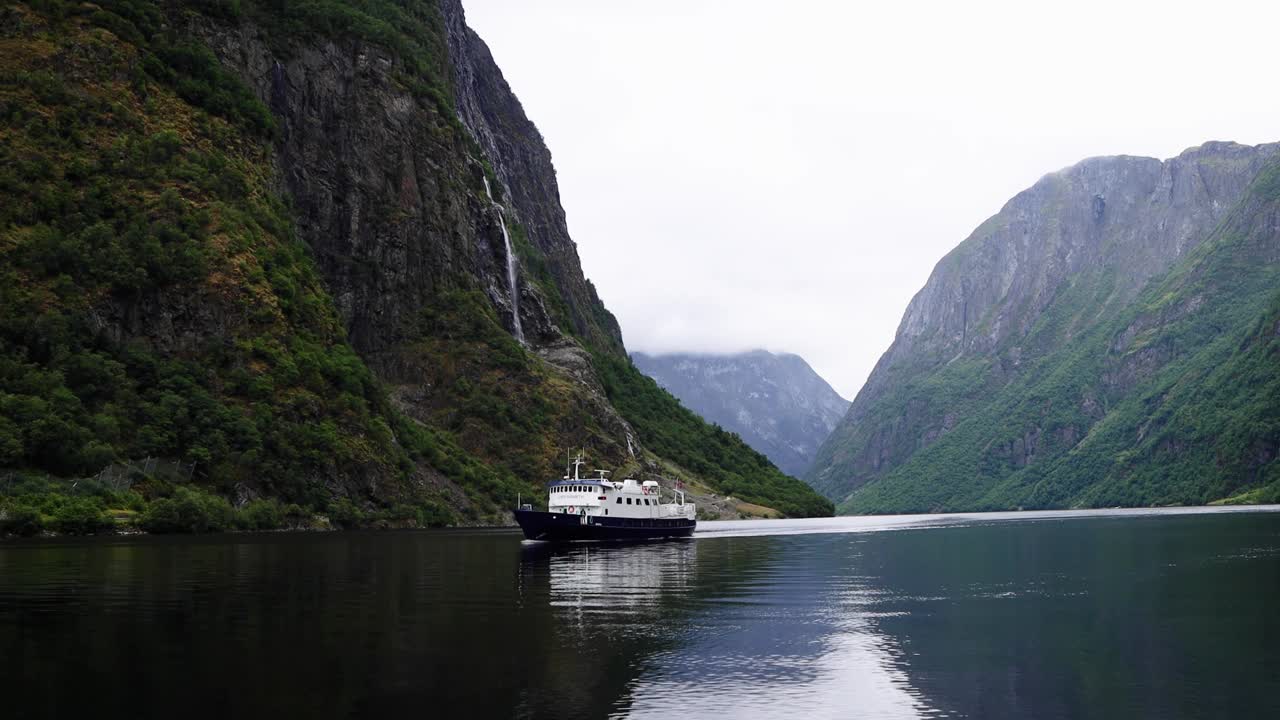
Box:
592;352;833;517
1;0;833;532
233;0;452;108
0;472;457;536
2;5;392;494
0;0;489;525
835;162;1280;514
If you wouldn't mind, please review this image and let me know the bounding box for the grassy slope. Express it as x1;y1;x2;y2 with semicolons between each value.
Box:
841;162;1280;513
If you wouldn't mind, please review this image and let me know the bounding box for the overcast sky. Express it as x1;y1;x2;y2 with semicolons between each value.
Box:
464;0;1280;398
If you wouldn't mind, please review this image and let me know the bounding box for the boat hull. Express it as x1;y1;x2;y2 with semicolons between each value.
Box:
514;509;695;542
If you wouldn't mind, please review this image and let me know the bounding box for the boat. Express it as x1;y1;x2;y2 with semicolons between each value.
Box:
514;454;696;541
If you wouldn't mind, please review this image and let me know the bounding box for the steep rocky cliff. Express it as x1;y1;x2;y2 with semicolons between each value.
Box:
809;142;1280;513
632;351;849;477
0;0;831;523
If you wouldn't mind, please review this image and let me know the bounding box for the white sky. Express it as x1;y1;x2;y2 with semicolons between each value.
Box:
464;0;1280;398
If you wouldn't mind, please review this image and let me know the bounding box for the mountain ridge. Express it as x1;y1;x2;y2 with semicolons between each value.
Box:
809;140;1280;513
631;350;849;477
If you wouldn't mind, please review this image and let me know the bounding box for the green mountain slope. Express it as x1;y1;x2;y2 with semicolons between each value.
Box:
0;0;829;531
631;351;850;478
810;145;1280;514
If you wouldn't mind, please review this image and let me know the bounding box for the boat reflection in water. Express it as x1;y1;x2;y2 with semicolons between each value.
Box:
518;532;948;719
6;511;1275;718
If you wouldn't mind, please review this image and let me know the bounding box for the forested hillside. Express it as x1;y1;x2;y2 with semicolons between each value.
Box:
0;0;830;535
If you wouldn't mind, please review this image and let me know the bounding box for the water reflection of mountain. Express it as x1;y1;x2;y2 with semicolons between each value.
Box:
7;515;1269;719
852;513;1280;720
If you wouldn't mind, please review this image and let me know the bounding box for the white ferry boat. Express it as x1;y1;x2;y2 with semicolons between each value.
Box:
514;455;696;541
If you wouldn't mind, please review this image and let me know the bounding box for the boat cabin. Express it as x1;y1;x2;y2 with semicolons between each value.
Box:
546;460;689;521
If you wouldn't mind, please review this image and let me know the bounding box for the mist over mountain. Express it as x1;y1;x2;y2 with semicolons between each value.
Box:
632;351;849;477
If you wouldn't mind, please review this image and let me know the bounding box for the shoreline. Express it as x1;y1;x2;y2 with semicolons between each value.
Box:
7;502;1280;543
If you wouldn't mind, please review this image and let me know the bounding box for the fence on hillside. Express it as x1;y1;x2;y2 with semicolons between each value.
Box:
95;457;197;491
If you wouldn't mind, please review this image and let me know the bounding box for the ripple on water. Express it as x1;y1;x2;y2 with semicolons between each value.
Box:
2;507;1279;719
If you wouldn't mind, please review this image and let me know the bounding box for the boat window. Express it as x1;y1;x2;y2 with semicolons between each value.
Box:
626;498;632;505
616;497;622;504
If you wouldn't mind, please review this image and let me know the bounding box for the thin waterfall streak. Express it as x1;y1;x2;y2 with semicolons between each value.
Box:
483;176;525;344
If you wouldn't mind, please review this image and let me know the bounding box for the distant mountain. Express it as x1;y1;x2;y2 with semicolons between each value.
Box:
808;141;1280;513
631;351;850;477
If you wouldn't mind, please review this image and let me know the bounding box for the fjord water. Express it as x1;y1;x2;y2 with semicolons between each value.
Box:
3;509;1279;719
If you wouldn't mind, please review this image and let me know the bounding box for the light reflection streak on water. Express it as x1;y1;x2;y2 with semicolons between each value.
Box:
542;533;951;718
695;504;1280;540
537;506;1280;719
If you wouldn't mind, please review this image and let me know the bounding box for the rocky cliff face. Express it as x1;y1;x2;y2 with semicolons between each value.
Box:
440;0;624;357
0;0;831;522
632;351;848;477
191;1;642;489
810;142;1280;513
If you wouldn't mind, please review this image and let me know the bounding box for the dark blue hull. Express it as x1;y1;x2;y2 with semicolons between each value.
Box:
514;509;696;542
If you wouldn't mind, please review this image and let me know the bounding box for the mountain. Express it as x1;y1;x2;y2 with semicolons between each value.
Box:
631;351;849;477
0;0;832;528
809;141;1280;514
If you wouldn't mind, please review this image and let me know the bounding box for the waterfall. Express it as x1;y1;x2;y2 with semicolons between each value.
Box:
482;175;525;344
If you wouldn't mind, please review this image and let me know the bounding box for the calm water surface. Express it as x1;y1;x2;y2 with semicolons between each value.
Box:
3;507;1279;719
